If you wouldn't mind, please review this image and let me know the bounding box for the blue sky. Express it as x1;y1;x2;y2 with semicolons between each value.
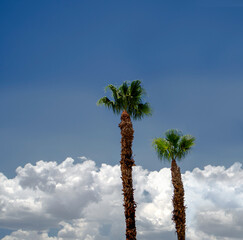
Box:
1;1;243;239
1;0;243;178
1;0;243;177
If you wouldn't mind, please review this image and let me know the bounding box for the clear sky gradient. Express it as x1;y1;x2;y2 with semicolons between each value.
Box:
1;0;243;178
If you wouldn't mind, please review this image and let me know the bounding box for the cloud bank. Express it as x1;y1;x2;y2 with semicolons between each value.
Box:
0;157;242;240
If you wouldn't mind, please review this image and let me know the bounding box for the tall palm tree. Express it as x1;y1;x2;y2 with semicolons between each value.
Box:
152;129;195;240
97;80;152;240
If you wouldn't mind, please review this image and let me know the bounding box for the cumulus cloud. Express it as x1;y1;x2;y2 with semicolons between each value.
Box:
184;162;243;240
0;158;242;240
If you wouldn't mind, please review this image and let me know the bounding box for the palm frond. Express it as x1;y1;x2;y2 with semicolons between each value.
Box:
152;138;171;161
176;135;195;159
98;80;152;120
119;81;129;96
130;80;145;99
97;96;111;106
179;135;195;150
105;84;119;102
131;103;152;120
96;96;120;115
153;129;195;162
165;129;182;148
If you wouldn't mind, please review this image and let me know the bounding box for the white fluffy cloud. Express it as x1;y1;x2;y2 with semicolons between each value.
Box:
0;157;242;240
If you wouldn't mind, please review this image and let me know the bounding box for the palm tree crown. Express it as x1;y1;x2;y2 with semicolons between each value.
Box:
97;80;152;120
152;129;195;161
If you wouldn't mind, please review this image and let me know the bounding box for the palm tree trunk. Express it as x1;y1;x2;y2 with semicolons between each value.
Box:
171;159;186;240
119;110;137;240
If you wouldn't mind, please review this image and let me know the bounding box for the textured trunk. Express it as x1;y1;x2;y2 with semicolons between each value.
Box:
171;159;186;240
119;110;137;240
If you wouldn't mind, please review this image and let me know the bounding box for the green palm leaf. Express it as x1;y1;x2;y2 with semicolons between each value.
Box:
153;129;195;162
97;80;152;120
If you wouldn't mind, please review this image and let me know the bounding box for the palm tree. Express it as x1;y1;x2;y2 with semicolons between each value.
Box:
97;80;152;240
152;129;195;240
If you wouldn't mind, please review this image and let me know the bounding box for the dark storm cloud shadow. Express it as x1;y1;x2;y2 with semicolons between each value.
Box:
0;159;101;231
44;188;99;220
0;213;58;231
139;230;176;240
137;219;175;240
0;189;100;231
195;209;243;239
99;223;112;236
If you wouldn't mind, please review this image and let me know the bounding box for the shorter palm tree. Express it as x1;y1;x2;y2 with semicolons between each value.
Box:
152;129;195;240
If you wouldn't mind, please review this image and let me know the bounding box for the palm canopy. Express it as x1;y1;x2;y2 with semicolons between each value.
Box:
97;80;152;120
152;129;195;161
